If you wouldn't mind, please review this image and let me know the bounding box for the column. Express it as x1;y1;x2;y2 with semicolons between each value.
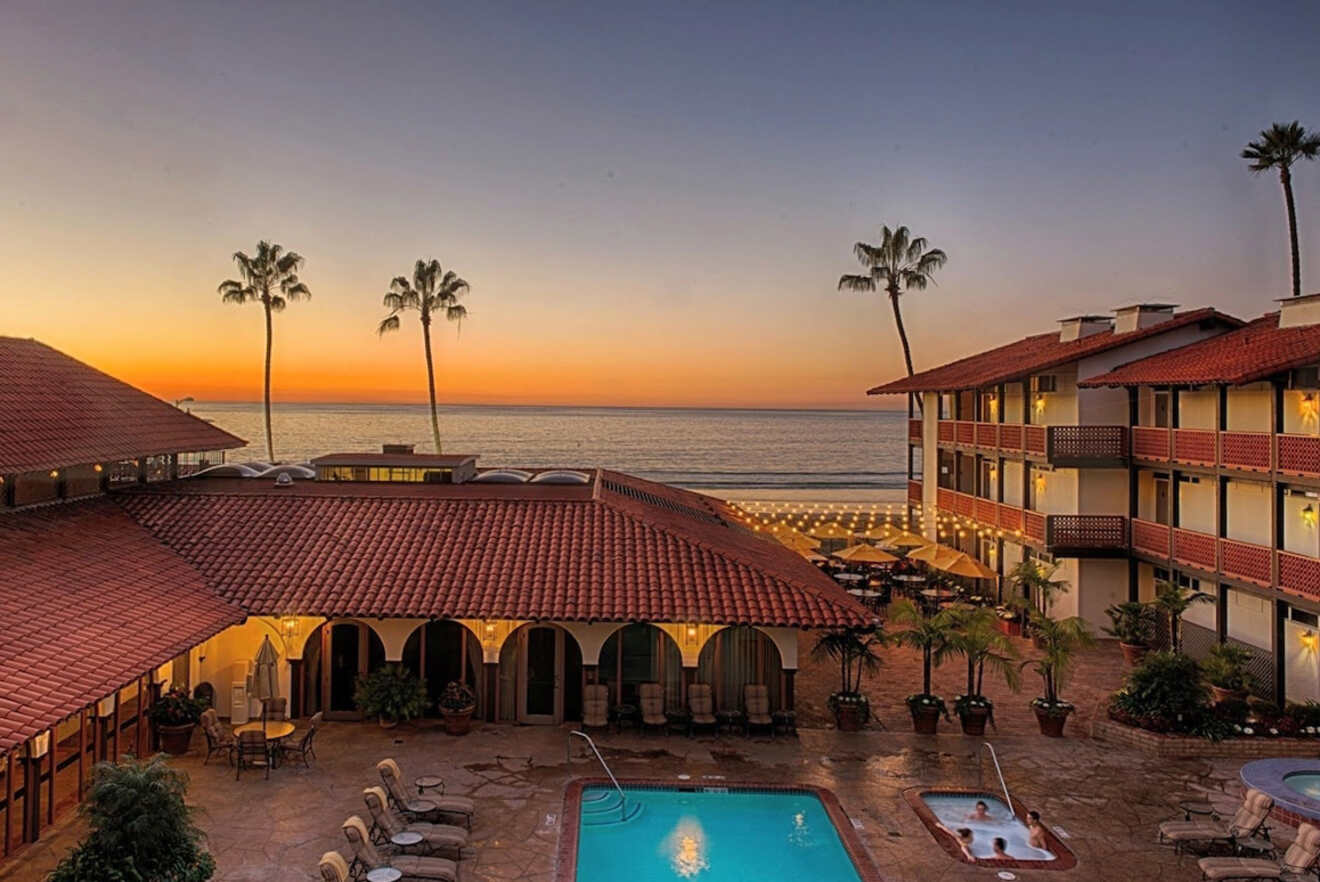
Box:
782;670;795;712
484;662;499;723
288;659;304;719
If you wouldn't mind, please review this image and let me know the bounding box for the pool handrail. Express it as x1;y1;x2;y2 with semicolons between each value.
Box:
569;730;627;820
981;742;1014;817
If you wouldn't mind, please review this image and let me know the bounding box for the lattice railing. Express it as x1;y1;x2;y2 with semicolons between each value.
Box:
1046;515;1128;549
1131;518;1172;558
1047;425;1128;461
1023;510;1046;543
937;421;954;443
1279;550;1320;601
999;424;1022;450
976;423;998;448
1182;622;1217;663
1173;528;1218;570
1225;636;1275;699
997;503;1024;533
907;480;923;505
1219;538;1272;586
1277;434;1320;477
1132;426;1171;460
955;420;975;445
1023;425;1047;455
953;492;975;517
908;418;922;443
1173;429;1217;466
974;497;997;524
1219;431;1271;471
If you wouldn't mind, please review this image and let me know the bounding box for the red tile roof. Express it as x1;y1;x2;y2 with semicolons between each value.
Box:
0;337;244;475
0;499;245;752
1080;313;1320;387
866;309;1241;394
116;472;872;629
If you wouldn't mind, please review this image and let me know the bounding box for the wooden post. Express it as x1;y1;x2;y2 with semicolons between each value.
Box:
484;662;499;723
3;750;13;856
45;734;54;826
783;670;795;712
111;691;120;762
289;659;304;719
22;746;39;844
77;708;87;803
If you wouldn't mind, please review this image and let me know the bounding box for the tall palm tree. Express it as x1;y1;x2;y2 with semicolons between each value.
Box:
376;259;469;453
1242;122;1320;298
217;241;310;462
838;225;947;378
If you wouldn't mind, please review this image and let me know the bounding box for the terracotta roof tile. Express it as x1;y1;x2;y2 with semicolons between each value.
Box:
0;337;244;474
0;499;245;752
866;308;1241;394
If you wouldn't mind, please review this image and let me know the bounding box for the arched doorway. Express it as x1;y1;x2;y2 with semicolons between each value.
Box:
696;626;784;713
401;621;484;716
303;621;386;720
598;624;683;711
497;624;582;724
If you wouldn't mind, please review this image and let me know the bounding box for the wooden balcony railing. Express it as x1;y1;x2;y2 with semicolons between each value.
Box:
999;424;1022;451
1024;425;1047;456
973;497;998;524
1023;510;1047;543
936;487;954;511
1047;425;1128;463
1131;518;1171;558
937;420;954;443
1279;551;1320;601
997;503;1024;533
953;491;975;517
907;479;923;505
955;420;975;446
1173;429;1217;466
976;423;998;448
1173;528;1218;571
1219;538;1272;587
1132;426;1171;460
1047;515;1128;551
1277;434;1320;477
1220;432;1272;472
908;418;922;443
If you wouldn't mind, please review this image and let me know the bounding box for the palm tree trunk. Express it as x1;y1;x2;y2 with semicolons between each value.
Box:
888;286;915;376
263;300;275;462
923;648;932;695
421;317;442;453
1282;166;1302;298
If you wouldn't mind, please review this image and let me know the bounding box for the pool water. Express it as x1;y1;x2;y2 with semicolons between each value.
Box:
1284;772;1320;800
919;793;1054;861
574;786;863;882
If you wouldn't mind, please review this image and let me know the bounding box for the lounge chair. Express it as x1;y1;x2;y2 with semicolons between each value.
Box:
235;730;270;780
317;851;351;882
1160;788;1274;854
638;683;667;734
379;758;475;829
342;815;457;882
199;708;235;765
280;711;322;766
743;684;773;737
582;684;609;731
1197;822;1320;880
687;684;717;735
363;786;467;858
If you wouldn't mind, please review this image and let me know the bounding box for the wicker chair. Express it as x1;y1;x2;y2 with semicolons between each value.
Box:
687;684;717;735
199;708;235;765
363;786;467;858
743;684;774;737
342;815;457;881
582;684;610;730
235;729;270;780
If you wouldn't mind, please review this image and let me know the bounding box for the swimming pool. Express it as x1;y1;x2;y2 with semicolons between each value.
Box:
905;788;1077;870
559;781;879;882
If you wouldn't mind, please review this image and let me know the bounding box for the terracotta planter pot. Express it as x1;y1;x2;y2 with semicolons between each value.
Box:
834;704;865;732
996;618;1022;638
910;704;942;734
1034;705;1072;737
959;706;991;736
1209;685;1248;705
1119;642;1148;666
156;722;195;756
442;709;474;735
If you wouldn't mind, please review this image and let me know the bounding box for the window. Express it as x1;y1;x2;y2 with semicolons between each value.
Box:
1031;375;1058;393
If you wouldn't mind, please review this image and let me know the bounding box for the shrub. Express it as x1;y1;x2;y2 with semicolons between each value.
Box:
1103;602;1157;645
354;664;428;723
1290;701;1320;731
439;681;477;714
1201;644;1255;693
1110;651;1210;733
148;689;206;727
48;755;214;882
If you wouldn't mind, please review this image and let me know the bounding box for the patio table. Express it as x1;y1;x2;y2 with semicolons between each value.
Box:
366;869;403;882
415;775;445;796
1176;799;1217;821
390;830;424;853
834;573;864;583
233;721;296;741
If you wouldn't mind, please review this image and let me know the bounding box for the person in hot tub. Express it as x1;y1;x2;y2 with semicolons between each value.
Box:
1026;811;1047;850
991;837;1009;859
936;824;977;860
966;800;993;822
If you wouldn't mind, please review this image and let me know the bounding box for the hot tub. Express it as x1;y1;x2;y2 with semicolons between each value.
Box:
1241;759;1320;826
905;788;1077;870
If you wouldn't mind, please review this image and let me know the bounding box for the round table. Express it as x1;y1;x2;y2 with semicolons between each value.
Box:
415;775;444;795
834;573;865;583
366;869;403;882
848;588;882;599
391;830;424;852
233;721;295;741
894;574;926;582
1177;799;1217;821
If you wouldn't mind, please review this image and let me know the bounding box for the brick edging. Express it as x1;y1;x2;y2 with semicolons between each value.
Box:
1092;719;1320;758
901;787;1078;871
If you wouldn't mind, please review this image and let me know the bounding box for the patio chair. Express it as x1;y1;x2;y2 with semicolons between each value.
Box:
378;758;475;829
363;786;467;858
234;729;270;780
743;684;774;737
1160;788;1274;854
638;683;667;734
199;708;235;766
582;684;609;730
261;697;287;721
342;815;457;882
687;684;717;735
317;851;351;882
1197;822;1320;880
280;711;322;767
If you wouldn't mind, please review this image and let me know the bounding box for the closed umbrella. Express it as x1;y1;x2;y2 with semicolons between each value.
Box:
832;544;899;565
252;635;280;735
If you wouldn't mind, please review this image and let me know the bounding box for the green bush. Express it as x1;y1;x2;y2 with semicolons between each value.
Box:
1103;601;1157;645
1201;644;1255;693
48;755;214;882
148;690;206;727
1110;651;1210;733
354;664;428;723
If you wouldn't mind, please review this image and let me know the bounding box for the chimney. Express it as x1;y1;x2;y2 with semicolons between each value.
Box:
1277;293;1320;329
1113;303;1176;334
1058;315;1113;342
382;443;415;455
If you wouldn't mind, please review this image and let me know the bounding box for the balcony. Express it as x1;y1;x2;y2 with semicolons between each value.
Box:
973;497;997;524
937;421;954;443
907;479;922;505
1279;551;1320;601
997;502;1024;532
1173;429;1217;467
999;424;1022;451
955;420;975;446
1132;428;1320;476
1131;518;1171;557
1024;425;1047;456
976;423;998;447
1047;426;1128;466
1277;434;1320;477
932;492;1127;555
1132;426;1171;460
1023;510;1046;544
1220;432;1272;472
1173;528;1218;571
908;418;922;444
1220;538;1272;587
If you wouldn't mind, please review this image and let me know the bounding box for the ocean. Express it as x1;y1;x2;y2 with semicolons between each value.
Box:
189;402;908;504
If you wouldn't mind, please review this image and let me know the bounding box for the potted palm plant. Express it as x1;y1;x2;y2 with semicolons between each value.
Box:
1024;611;1094;737
1010;559;1069;647
439;681;478;735
890;600;956;734
354;664;428;728
946;606;1020;736
1153;579;1213;654
811;626;885;731
1201;643;1255;704
1104;601;1157;665
148;689;206;756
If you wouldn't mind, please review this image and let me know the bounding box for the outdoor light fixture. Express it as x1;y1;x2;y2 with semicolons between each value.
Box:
1304;393;1319;422
1302;630;1319;653
1305;504;1318;528
48;469;58;479
93;463;103;472
281;616;300;640
1033;393;1046;413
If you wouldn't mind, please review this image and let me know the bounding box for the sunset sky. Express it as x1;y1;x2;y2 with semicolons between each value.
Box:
4;1;1320;408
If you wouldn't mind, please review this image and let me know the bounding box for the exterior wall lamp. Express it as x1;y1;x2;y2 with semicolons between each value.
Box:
1305;504;1318;528
1033;393;1046;414
1301;629;1319;653
1303;393;1319;424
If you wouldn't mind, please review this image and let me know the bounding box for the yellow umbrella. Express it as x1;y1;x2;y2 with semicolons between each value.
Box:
881;530;930;549
907;543;960;564
776;532;819;553
932;551;998;580
854;524;896;540
832;544;899;565
808;522;853;540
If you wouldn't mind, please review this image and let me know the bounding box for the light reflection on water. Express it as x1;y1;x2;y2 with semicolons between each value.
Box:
664;817;709;878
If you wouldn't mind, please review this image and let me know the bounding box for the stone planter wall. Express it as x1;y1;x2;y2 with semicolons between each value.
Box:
1092;719;1320;758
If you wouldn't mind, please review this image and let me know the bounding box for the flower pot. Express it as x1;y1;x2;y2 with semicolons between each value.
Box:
1033;705;1072;737
959;706;991;736
156;722;195;756
834;703;865;732
910;704;942;734
1209;685;1248;705
996;618;1022;637
442;709;474;736
1119;642;1148;666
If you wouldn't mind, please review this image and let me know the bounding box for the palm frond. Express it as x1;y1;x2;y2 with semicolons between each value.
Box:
377;314;401;336
837;274;875;292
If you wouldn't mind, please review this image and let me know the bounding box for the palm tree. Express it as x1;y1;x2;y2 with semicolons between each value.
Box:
1242;122;1320;298
811;626;886;696
1024;612;1094;708
889;599;959;698
1008;558;1069;616
377;259;469;453
217;241;310;462
1153;578;1213;654
838;225;947;378
946;606;1020;701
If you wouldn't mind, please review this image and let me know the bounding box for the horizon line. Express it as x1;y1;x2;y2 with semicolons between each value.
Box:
188;399;907;414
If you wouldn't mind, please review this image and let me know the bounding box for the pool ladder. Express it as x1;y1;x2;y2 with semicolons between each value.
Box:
980;742;1014;817
569;730;629;822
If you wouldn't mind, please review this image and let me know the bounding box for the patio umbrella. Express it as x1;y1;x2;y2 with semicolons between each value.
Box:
775;531;819;553
854;524;896;540
832;544;899;565
252;635;280;735
808;522;853;540
930;551;998;580
880;530;931;549
907;543;961;564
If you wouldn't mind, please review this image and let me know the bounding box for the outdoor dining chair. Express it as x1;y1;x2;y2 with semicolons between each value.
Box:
235;729;271;780
341;815;458;882
280;711;322;767
581;684;609;731
199;708;235;766
261;697;287;721
317;851;351;882
686;684;717;735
